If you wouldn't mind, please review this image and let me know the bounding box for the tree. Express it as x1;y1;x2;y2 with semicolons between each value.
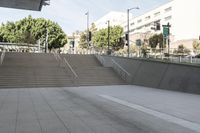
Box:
175;44;190;55
92;26;124;51
0;15;67;50
193;40;200;54
149;33;163;48
79;31;88;49
79;23;98;49
90;23;97;33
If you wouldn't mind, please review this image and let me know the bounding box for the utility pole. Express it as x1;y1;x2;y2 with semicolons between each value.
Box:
45;29;49;53
127;9;130;58
107;20;110;54
85;11;90;48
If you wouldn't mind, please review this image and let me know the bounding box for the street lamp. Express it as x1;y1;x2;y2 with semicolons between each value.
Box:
85;11;90;48
106;20;110;55
45;29;48;53
127;7;139;58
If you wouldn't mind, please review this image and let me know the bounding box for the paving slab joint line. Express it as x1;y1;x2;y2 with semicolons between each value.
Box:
100;95;200;133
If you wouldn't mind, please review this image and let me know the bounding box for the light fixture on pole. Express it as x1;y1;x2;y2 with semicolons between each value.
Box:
127;7;139;58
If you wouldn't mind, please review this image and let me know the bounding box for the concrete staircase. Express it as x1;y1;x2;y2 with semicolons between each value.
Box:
0;52;74;88
62;54;126;86
0;53;126;88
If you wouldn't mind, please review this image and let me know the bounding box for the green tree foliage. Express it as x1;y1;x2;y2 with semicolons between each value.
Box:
149;33;163;48
193;40;200;53
79;23;97;49
0;15;67;50
92;26;124;50
79;32;88;49
175;44;190;55
90;23;97;33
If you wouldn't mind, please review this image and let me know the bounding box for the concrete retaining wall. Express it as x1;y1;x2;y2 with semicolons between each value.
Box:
101;55;200;94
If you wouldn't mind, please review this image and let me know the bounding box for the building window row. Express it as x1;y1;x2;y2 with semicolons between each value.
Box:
165;7;172;12
165;16;172;21
137;19;142;23
154;12;160;17
126;6;172;29
131;22;135;26
145;16;151;20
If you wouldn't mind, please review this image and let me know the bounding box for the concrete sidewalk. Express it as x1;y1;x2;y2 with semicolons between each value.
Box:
66;85;200;125
0;86;199;133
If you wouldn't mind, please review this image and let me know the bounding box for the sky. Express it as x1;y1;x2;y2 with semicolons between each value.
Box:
0;0;170;35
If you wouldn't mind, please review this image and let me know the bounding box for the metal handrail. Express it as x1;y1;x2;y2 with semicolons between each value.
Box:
0;50;5;65
53;53;78;85
95;54;105;66
53;52;58;61
111;59;132;83
63;58;78;78
54;52;78;78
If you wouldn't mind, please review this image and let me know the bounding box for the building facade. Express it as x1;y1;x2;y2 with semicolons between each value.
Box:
95;11;129;30
123;0;200;49
61;32;81;54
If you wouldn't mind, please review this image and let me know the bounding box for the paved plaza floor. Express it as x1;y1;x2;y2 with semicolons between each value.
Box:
0;85;200;133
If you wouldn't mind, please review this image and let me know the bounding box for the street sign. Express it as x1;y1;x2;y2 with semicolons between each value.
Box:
162;23;171;38
163;26;169;38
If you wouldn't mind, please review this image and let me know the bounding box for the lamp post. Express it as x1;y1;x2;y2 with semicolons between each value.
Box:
107;20;110;54
127;7;139;58
45;29;48;53
85;11;90;48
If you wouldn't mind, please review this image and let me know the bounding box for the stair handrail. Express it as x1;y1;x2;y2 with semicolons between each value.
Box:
54;53;79;86
55;53;78;78
0;50;5;65
63;58;78;79
111;59;132;83
95;54;105;66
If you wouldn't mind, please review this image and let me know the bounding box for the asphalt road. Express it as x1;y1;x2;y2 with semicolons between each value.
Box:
0;85;199;133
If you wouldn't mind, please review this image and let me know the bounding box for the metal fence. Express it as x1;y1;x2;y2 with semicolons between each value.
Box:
111;48;200;65
0;42;45;53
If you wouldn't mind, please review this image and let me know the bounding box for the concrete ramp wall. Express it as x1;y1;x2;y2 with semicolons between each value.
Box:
101;56;200;94
159;65;200;93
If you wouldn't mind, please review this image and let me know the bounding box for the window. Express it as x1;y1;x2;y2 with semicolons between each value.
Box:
165;7;172;12
145;23;151;27
136;26;143;30
130;29;135;32
131;22;135;26
165;16;172;21
137;19;142;23
145;16;151;20
154;12;160;17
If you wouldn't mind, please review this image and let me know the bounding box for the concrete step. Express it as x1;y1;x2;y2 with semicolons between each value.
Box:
0;53;126;88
